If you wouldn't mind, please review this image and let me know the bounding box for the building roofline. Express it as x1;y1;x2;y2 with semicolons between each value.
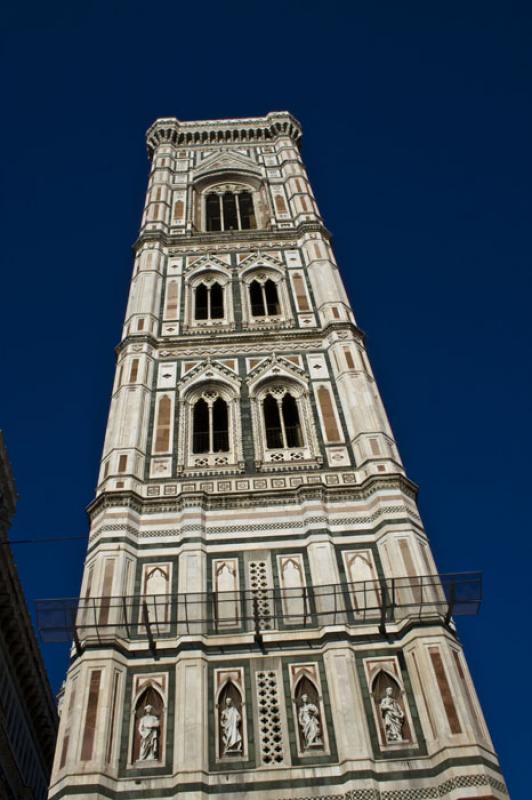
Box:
146;111;302;158
0;430;17;516
0;431;58;772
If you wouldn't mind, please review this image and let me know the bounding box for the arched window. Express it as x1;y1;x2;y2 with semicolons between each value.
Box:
282;394;302;447
222;191;238;230
239;191;256;229
192;398;210;453
263;390;302;449
195;282;224;320
212;396;229;451
264;280;280;314
205;190;256;232
192;395;229;454
195;283;208;320
249;279;280;317
249;281;264;316
210;282;224;318
263;394;283;448
206;193;221;231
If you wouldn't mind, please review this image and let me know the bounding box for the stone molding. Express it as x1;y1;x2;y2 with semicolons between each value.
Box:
133;219;332;250
278;773;508;799
115;321;365;359
87;474;419;521
46;770;508;800
89;504;415;544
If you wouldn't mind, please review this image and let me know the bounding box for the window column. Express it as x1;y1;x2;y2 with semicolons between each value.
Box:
218;193;224;231
235;192;242;230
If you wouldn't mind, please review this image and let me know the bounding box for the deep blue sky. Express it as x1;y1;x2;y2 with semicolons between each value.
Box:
1;2;530;794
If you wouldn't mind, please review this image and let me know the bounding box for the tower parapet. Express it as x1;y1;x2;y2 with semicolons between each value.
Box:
146;111;302;158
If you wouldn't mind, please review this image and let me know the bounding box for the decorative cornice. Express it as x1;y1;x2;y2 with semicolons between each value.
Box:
86;474;418;523
146;111;302;159
132;220;332;252
115;321;365;360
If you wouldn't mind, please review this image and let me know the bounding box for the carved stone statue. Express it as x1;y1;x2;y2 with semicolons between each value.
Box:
220;697;242;754
379;687;405;742
138;704;160;760
298;693;323;748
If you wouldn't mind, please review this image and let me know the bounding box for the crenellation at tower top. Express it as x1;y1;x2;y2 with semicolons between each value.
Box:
146;111;302;157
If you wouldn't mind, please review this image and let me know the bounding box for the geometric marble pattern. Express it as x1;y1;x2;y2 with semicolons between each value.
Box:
256;670;284;766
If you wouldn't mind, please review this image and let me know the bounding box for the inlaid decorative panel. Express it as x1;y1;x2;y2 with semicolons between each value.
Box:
256;670;284;765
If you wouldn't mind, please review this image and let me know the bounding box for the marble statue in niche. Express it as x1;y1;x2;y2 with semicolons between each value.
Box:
220;696;242;754
298;693;323;748
380;687;405;743
138;704;160;760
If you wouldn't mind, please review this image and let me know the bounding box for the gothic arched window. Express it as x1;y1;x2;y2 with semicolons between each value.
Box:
263;394;283;449
223;191;238;230
212;396;229;451
192;395;229;454
195;281;224;320
205;190;256;232
206;192;222;231
263;390;303;449
238;191;256;229
249;279;280;317
282;393;302;447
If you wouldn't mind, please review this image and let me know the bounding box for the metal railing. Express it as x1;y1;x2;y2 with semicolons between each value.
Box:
35;572;481;647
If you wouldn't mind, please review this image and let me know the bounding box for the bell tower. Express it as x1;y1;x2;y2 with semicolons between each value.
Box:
47;112;507;800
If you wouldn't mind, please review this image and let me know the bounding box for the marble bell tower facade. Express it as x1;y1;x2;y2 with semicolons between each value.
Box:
48;113;507;800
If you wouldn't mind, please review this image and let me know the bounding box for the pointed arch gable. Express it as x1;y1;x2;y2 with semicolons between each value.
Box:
193;149;262;183
185;255;232;281
238;251;284;273
240;262;285;282
178;360;241;400
247;355;308;398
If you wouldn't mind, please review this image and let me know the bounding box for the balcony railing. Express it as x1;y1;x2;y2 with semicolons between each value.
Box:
35;572;481;648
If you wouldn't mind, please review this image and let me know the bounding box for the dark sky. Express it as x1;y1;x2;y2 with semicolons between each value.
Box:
1;2;530;795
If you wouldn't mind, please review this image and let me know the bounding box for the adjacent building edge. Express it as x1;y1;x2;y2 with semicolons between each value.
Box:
0;431;58;800
48;112;507;800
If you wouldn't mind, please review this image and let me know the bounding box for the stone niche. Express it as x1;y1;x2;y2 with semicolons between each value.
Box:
363;657;415;750
214;668;246;761
129;674;167;766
